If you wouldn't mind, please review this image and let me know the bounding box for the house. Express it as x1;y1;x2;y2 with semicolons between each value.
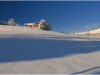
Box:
24;22;35;27
24;19;51;31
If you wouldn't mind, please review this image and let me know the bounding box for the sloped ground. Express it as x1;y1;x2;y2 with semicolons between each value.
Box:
75;28;100;36
0;26;100;74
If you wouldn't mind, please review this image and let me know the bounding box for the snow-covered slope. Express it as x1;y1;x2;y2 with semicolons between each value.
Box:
89;28;100;34
0;25;100;74
75;28;100;35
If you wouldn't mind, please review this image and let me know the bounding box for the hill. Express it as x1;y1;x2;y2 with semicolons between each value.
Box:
75;28;100;36
0;25;100;74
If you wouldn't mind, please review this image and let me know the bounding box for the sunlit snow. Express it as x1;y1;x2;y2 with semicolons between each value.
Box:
0;25;100;74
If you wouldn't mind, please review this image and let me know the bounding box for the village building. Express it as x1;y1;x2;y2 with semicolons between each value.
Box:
24;22;35;27
24;19;51;31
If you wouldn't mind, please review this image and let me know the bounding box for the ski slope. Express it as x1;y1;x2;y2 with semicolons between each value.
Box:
0;25;100;74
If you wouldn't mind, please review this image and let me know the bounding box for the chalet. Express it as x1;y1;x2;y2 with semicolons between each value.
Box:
24;22;35;27
24;19;51;31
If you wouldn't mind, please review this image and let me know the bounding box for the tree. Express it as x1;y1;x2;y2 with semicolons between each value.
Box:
0;21;8;25
40;19;52;31
16;23;20;26
8;18;16;26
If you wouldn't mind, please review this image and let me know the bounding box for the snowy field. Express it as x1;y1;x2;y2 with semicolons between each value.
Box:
0;25;100;74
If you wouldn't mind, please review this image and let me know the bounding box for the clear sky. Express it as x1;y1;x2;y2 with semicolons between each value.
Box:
0;1;100;32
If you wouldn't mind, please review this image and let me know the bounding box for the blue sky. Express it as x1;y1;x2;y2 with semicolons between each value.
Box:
0;1;100;32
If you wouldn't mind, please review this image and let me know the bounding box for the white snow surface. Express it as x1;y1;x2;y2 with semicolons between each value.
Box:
0;25;100;74
75;28;100;35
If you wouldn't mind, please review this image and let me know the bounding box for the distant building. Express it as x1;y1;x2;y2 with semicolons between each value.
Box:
24;22;35;27
24;19;51;31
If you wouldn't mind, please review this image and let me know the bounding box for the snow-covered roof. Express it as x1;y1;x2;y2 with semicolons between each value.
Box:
24;23;35;25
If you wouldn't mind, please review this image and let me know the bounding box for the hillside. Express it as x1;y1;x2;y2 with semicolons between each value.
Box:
0;25;100;74
75;28;100;36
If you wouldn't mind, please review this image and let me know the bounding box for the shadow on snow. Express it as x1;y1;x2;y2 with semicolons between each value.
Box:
72;66;100;74
0;35;100;63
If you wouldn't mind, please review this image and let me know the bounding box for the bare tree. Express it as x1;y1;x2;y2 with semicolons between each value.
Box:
8;18;16;26
16;23;20;26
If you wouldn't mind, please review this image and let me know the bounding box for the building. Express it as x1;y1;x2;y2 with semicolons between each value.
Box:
24;22;35;27
24;19;51;31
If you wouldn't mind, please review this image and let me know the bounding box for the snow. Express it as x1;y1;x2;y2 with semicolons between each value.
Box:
75;28;100;35
0;25;100;74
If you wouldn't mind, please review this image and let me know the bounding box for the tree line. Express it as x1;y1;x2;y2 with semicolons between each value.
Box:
0;18;19;26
